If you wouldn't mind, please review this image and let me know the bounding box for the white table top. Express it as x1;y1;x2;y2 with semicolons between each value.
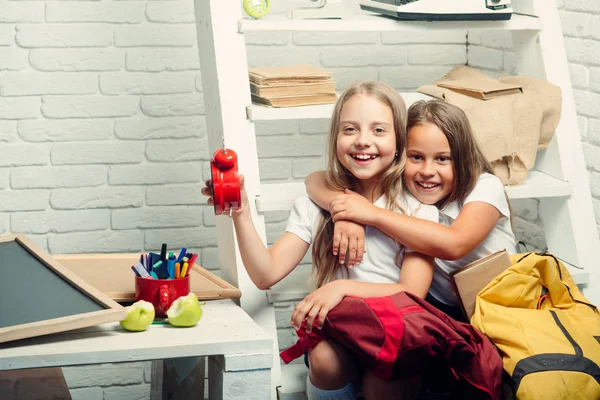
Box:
0;299;272;371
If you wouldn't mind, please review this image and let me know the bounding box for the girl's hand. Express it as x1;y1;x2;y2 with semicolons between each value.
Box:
330;189;377;225
290;281;347;334
201;174;249;217
333;220;365;268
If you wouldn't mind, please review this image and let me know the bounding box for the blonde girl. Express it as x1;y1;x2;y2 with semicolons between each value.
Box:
202;82;439;400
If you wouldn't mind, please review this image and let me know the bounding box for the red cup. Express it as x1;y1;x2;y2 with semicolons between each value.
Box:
135;275;190;317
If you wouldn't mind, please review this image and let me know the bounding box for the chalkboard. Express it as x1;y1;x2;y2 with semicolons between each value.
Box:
0;235;126;344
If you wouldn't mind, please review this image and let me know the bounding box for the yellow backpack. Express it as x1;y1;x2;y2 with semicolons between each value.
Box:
471;252;600;399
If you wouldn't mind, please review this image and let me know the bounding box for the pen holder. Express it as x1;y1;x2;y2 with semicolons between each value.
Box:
135;275;190;317
210;148;241;215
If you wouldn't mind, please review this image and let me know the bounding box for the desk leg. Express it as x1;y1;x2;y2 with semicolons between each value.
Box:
150;357;206;400
208;354;271;400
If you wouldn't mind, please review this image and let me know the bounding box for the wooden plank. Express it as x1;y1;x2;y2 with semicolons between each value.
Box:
55;253;241;302
239;13;541;33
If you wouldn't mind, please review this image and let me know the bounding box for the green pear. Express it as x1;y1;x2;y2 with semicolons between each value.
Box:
120;300;155;332
166;293;203;327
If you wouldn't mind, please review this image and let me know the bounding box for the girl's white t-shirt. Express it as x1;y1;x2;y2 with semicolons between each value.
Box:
285;193;439;284
429;173;518;306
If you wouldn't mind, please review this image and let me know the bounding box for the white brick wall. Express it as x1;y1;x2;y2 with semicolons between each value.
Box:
1;0;598;397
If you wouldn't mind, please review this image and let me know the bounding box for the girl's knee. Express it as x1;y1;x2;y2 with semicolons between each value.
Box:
308;340;356;389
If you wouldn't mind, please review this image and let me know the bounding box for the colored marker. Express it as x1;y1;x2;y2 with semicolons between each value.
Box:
150;271;159;279
167;258;176;279
132;262;150;278
176;248;187;263
131;265;141;277
175;262;181;279
186;254;198;277
160;243;167;263
181;262;189;278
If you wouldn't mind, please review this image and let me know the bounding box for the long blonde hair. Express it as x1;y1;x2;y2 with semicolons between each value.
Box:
407;100;512;216
311;81;407;287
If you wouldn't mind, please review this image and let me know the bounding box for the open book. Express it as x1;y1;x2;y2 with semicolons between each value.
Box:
437;78;522;100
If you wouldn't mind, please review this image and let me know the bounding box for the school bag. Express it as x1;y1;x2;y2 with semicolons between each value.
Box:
471;251;600;399
280;291;504;400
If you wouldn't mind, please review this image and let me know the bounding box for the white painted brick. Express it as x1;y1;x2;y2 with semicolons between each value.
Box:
0;214;7;234
277;327;296;350
266;219;287;244
574;89;600;118
0;2;44;23
293;32;377;45
0;24;15;46
203;163;211;182
145;227;217;249
588;118;600;144
513;217;547;251
147;184;206;206
0;121;17;142
0;48;27;71
321;46;406;67
0;97;41;119
11;166;107;189
46;2;145;23
265;210;289;224
112;206;202;229
274;302;295;329
559;10;591;37
0;169;9;189
69;387;103;400
0;72;97;96
583;142;600;171
11;209;109;234
146;1;195;23
382;30;466;45
330;66;378;90
42;95;139;118
592;16;600;40
126;48;200;72
259;159;292;180
593;198;600;227
467;31;512;49
245;32;290;45
146;138;209;161
298;119;328;135
564;0;600;12
200;246;219;271
254;120;298;136
246;46;320;68
510;198;539;222
502;51;518;75
140;94;204;117
195;73;202;92
25;234;49;251
16;24;113;48
379;65;453;90
467;45;504;70
108;162;201;185
257;135;326;158
19;119;113;142
100;72;195;95
590;170;600;198
63;362;143;388
590;67;600;92
51;187;144;209
143;362;152;384
0;144;48;167
578;115;588;142
570;63;589;89
293;157;325;178
115;116;206;139
0;190;48;211
203;206;215;227
565;37;600;66
48;230;143;253
29;49;125;72
408;44;466;65
115;24;196;47
51;141;144;165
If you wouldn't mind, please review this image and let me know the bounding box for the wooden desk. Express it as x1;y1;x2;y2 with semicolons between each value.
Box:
0;300;272;400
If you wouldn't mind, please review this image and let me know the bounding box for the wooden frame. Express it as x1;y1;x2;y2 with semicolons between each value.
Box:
0;234;126;344
54;253;241;302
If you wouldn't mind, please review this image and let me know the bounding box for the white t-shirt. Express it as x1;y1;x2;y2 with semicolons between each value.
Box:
285;193;439;284
429;173;517;306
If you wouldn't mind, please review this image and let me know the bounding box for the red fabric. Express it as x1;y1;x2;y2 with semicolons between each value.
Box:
279;291;503;400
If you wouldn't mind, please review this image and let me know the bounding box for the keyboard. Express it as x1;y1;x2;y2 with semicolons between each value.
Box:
359;0;513;21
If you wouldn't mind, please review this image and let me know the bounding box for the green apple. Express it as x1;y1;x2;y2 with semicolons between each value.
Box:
120;300;155;332
166;293;203;327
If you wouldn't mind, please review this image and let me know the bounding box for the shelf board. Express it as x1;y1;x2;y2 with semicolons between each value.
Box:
258;171;570;214
239;13;540;33
248;92;432;121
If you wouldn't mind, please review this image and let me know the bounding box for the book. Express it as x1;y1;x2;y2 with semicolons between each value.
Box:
450;250;512;320
249;64;332;85
251;93;337;108
437;78;522;100
250;79;336;98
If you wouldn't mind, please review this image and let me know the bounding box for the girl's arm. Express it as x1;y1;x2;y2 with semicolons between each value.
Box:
291;252;434;332
331;190;501;261
202;176;309;290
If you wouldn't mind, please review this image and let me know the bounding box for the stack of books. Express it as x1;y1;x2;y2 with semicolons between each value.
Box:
248;64;337;108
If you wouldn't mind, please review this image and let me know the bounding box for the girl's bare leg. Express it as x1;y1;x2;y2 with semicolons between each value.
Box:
362;371;421;400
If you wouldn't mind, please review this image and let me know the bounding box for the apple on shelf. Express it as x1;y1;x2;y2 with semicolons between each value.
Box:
119;300;155;332
166;293;203;327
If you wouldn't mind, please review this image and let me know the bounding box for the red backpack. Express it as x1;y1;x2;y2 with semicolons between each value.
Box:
280;291;503;400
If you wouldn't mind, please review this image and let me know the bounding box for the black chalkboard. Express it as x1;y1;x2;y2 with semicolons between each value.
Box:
0;235;126;344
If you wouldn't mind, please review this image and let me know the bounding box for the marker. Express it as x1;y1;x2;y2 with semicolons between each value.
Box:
131;265;141;277
176;248;187;263
132;262;150;278
160;243;167;263
186;254;198;277
167;258;176;279
150;271;159;279
180;262;189;278
175;262;181;279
